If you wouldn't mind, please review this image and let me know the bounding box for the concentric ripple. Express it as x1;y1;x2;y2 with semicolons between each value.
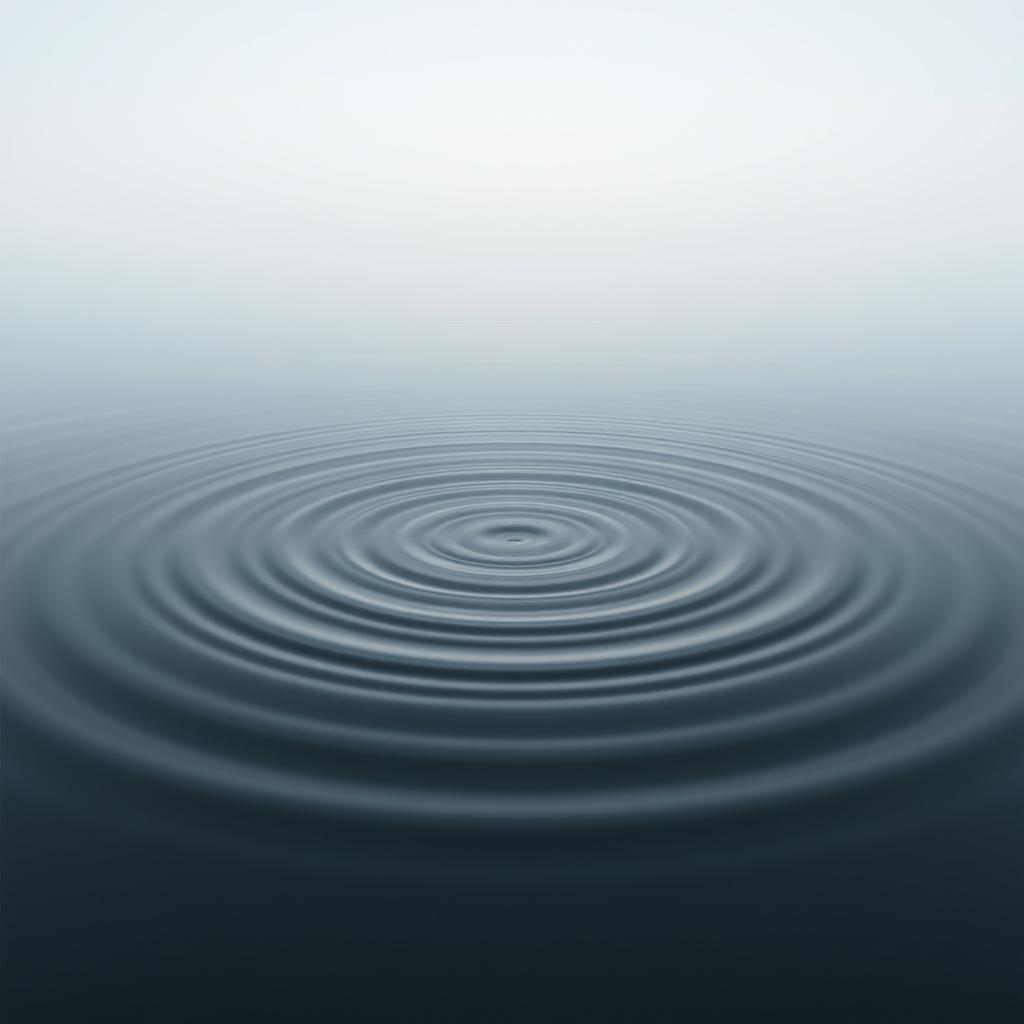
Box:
4;408;1024;832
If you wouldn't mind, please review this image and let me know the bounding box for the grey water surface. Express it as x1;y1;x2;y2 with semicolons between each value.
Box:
3;355;1024;1020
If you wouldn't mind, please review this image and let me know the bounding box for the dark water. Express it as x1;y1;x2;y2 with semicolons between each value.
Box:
4;364;1024;1021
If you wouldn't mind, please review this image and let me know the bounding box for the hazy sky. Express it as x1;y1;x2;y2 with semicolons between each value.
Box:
3;1;1022;378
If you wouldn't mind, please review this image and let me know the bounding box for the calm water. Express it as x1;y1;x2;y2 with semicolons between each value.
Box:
4;360;1024;1021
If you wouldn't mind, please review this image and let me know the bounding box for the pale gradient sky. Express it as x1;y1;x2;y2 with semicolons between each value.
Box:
3;1;1022;383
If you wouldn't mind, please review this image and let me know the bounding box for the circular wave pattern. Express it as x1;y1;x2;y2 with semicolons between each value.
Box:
4;414;1024;830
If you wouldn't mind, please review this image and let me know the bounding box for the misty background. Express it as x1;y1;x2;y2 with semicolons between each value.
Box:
3;0;1022;402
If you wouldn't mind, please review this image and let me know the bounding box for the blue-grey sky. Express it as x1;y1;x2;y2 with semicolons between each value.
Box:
3;1;1022;381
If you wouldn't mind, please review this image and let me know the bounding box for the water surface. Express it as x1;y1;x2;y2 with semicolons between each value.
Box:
4;360;1024;1019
